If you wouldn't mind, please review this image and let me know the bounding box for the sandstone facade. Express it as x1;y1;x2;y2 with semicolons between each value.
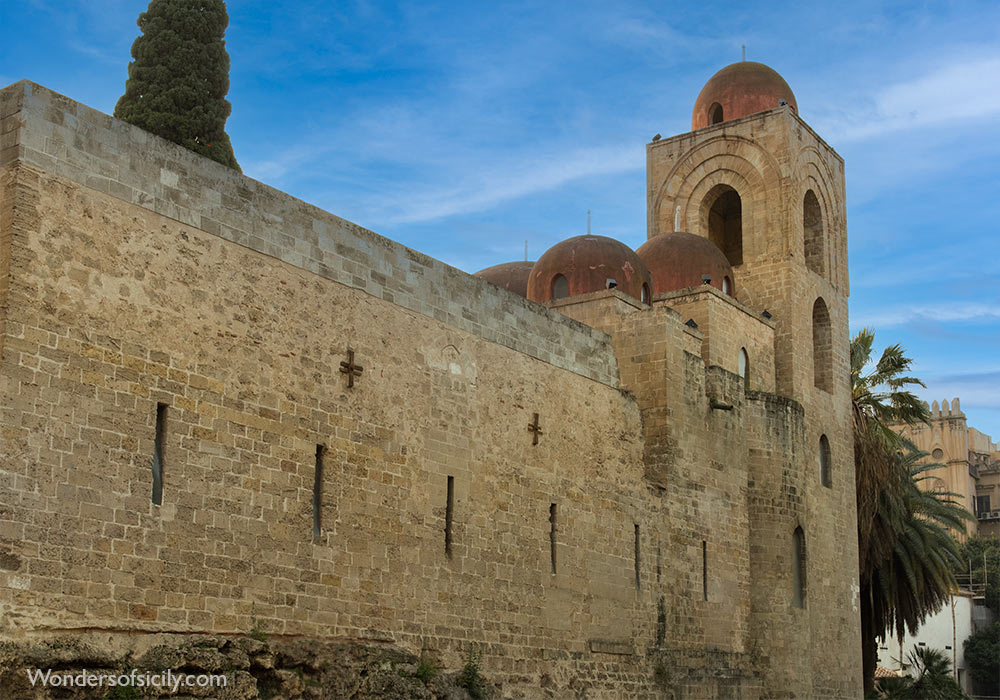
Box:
0;77;862;698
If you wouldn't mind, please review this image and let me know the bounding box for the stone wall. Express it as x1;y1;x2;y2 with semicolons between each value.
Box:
0;81;618;388
0;79;863;698
657;285;776;393
646;105;862;697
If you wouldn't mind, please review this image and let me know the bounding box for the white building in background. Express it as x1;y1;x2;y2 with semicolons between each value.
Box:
877;591;994;694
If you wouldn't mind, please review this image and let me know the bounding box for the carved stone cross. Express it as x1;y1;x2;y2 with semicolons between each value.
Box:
339;348;364;388
528;412;543;446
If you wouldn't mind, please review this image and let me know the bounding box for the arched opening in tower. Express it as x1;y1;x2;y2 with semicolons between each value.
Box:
708;102;724;124
812;297;832;392
705;185;743;266
803;189;824;276
738;347;749;390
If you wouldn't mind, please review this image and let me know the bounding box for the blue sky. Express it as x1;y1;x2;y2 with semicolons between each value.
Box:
3;0;999;438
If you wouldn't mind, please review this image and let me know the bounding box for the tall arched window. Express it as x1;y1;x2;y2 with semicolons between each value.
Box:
704;185;743;266
551;274;569;300
738;348;749;390
819;434;832;488
793;526;806;608
812;297;832;392
722;276;732;296
803;190;824;276
641;283;650;304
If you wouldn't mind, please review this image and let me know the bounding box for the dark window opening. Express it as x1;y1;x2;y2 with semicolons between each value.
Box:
549;504;557;574
313;444;324;539
706;185;743;266
793;526;806;608
445;476;454;558
641;283;650;304
551;274;569;300
634;524;641;590
656;543;662;584
152;403;166;506
819;434;832;488
702;541;708;601
708;102;724;124
812;297;832;392
975;495;990;515
803;190;825;276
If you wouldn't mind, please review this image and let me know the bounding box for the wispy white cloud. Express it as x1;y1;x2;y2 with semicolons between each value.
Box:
817;52;1000;142
852;302;1000;328
916;371;1000;413
376;143;643;224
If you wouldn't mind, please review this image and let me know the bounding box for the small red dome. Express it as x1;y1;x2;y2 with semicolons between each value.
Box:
692;61;797;130
474;261;535;297
527;235;652;304
636;232;734;296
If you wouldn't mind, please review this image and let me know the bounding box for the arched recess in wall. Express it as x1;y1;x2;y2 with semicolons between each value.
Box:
641;283;650;304
819;434;832;487
703;184;743;266
793;526;806;608
812;297;832;392
551;274;569;300
803;189;824;276
738;348;749;390
708;102;724;124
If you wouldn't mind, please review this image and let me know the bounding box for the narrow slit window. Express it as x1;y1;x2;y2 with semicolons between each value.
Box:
549;504;557;574
634;523;641;589
793;527;806;608
445;476;454;558
656;543;662;584
702;541;708;601
152;403;166;505
312;444;324;539
819;434;832;488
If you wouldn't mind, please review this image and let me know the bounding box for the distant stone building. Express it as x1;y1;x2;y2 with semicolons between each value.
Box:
0;61;863;698
897;398;1000;538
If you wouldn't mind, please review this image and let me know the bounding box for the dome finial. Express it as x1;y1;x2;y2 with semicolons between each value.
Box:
742;44;746;62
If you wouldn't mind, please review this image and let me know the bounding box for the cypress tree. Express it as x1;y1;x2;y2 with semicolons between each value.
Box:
115;0;240;171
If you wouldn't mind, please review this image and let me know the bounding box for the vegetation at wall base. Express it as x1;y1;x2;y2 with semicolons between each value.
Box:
963;621;1000;697
955;536;1000;615
867;647;969;699
114;0;240;171
457;644;485;700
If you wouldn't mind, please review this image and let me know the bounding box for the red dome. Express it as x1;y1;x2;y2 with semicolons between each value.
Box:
474;261;535;297
636;232;734;296
527;235;652;304
692;61;797;130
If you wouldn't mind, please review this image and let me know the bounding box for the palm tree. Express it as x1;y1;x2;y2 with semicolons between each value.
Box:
904;646;969;699
852;329;972;690
867;452;971;659
852;329;928;580
870;646;969;699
